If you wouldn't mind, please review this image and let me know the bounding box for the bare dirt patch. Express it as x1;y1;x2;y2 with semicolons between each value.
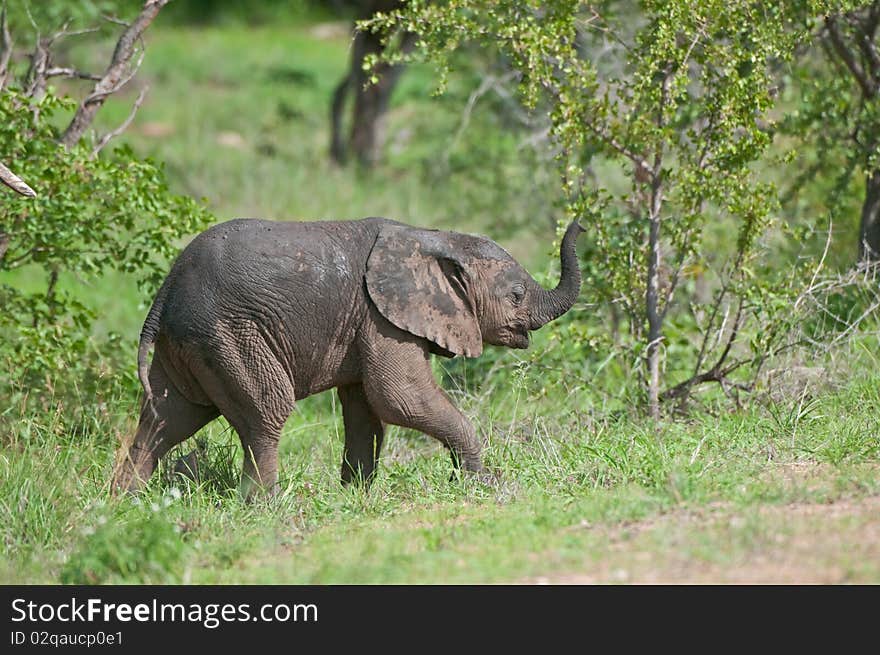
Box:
528;494;880;584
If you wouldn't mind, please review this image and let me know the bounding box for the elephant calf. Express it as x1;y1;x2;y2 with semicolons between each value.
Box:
113;217;583;498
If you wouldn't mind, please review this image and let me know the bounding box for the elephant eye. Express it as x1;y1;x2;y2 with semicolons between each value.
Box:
510;286;525;305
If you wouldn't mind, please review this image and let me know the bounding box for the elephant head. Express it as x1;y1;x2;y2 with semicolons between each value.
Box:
365;220;585;357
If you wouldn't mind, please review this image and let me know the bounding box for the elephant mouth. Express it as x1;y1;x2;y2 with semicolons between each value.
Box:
506;325;530;349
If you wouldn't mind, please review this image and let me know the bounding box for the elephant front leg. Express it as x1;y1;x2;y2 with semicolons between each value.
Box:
360;317;487;479
364;368;485;476
338;384;385;486
385;387;484;475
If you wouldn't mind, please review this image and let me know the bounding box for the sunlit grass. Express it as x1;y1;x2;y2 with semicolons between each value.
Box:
2;356;878;583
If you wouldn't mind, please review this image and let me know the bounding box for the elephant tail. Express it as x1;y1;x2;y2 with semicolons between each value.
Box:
137;281;169;401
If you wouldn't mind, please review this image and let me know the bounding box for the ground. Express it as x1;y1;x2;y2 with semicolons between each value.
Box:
527;492;880;584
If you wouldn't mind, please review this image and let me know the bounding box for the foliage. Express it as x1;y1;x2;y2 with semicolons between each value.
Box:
0;10;878;586
780;1;880;261
0;88;211;405
365;0;873;414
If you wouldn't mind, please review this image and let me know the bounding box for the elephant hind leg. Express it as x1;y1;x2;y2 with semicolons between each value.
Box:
113;358;219;495
192;329;296;501
338;383;385;486
237;429;286;500
212;391;294;501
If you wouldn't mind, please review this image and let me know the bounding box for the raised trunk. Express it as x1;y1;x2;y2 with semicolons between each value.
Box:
859;169;880;263
528;220;585;329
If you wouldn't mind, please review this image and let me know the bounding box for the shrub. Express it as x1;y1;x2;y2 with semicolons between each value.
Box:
0;89;211;413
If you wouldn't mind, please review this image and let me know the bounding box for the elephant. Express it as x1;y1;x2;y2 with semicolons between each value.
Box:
112;216;584;498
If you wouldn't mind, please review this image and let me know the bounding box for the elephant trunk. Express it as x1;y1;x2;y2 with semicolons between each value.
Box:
528;220;584;330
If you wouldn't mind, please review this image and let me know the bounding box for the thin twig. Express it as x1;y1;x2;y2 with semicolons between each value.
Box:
101;14;130;28
23;35;49;101
829;298;880;346
712;298;744;375
83;45;146;105
92;85;149;157
45;67;102;81
537;73;652;173
60;0;169;148
444;71;514;161
795;216;833;312
576;7;632;53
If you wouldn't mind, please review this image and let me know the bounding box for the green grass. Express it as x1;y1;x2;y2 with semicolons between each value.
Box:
85;20;558;247
2;353;878;584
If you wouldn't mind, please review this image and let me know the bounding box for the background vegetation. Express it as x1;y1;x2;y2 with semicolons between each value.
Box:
0;0;878;583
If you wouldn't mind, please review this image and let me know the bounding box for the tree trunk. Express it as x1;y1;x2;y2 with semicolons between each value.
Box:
329;73;352;165
859;169;880;263
646;181;664;420
349;29;414;167
329;0;415;168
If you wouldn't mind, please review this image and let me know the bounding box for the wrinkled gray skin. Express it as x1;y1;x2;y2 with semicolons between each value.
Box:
112;217;584;498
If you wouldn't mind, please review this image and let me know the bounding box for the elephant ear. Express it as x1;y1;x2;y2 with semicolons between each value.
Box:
366;224;483;358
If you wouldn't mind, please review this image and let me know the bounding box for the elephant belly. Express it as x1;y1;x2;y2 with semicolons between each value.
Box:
287;319;364;399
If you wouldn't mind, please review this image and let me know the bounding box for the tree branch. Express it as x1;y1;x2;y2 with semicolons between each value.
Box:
48;26;100;43
659;299;745;403
23;34;49;102
856;18;880;80
588;117;653;175
59;0;169;148
92;85;149;157
0;161;37;197
659;238;690;323
21;22;101;101
444;70;522;163
0;2;12;91
536;72;653;173
45;67;102;81
826;16;875;98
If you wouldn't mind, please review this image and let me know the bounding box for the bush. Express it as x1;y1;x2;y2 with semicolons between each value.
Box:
0;89;211;412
